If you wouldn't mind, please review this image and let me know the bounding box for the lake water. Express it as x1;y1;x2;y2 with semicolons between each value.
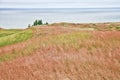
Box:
0;8;120;29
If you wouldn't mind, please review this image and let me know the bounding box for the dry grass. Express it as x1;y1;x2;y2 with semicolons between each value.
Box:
51;22;120;30
0;26;120;80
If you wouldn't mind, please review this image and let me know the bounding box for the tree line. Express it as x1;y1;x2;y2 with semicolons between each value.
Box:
28;19;48;28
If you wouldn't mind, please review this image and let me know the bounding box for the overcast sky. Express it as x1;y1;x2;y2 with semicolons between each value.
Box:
0;0;120;8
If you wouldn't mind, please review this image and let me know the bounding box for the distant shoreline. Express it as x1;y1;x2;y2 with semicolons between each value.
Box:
1;7;120;11
1;22;120;30
1;8;120;29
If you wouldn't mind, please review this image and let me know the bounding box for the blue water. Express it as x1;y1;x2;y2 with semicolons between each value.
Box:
0;8;120;29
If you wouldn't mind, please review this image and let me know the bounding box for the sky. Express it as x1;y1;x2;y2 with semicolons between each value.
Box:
0;0;120;8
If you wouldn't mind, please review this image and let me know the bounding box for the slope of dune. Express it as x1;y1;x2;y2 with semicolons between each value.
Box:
0;23;120;80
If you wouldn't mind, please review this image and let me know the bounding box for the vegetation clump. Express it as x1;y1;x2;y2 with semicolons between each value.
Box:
28;19;49;28
33;19;43;26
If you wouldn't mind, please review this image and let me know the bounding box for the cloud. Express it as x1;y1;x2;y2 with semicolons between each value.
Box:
1;0;120;3
0;0;120;8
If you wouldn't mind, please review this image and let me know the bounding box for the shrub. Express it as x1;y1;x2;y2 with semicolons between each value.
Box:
33;20;38;26
37;20;43;25
28;24;31;28
45;22;49;25
33;19;43;26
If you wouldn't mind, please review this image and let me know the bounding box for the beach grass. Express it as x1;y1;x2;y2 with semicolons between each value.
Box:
0;29;33;47
0;25;120;80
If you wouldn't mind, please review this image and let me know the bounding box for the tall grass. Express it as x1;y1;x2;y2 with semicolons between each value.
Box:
0;27;120;80
0;29;33;47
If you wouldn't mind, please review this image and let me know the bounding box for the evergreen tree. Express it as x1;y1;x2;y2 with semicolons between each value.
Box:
38;20;43;25
33;20;38;26
33;19;44;26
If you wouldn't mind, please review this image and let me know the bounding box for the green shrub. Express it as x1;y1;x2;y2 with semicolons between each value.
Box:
33;19;43;26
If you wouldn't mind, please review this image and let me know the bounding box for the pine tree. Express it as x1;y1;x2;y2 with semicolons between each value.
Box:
33;19;43;26
33;20;38;26
38;20;43;25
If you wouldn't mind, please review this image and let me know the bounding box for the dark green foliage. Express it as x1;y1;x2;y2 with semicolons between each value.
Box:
38;20;43;25
33;20;38;26
33;19;43;26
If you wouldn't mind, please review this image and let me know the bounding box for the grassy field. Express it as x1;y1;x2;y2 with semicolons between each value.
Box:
52;22;120;30
0;24;120;80
0;29;33;47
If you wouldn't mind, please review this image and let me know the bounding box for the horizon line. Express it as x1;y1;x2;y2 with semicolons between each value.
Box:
1;7;120;9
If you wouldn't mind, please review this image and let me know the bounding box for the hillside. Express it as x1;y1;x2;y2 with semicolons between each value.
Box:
0;23;120;80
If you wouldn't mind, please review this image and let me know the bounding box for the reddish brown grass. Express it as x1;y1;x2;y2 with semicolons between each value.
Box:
0;26;120;80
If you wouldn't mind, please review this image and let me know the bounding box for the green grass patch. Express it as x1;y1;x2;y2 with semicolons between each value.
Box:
0;31;92;63
0;29;22;37
44;32;92;45
116;26;120;30
0;29;33;47
43;32;92;51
